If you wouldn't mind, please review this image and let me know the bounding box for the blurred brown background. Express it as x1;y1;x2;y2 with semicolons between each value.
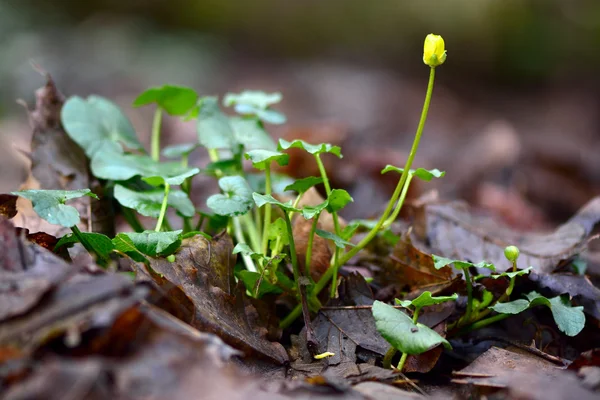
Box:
1;0;599;228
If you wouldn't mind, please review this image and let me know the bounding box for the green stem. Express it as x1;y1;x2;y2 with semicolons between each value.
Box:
383;346;397;369
121;207;144;232
459;312;512;335
412;307;421;323
208;148;219;163
314;154;342;298
262;166;272;255
241;213;262;253
282;67;437;326
151;107;163;162
282;210;302;295
397;352;408;372
383;173;413;229
463;268;473;325
506;261;517;297
233;216;258;273
154;182;170;232
337;67;436;269
305;213;320;277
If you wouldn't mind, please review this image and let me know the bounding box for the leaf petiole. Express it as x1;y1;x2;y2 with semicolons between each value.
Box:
154;182;170;232
151;107;163;161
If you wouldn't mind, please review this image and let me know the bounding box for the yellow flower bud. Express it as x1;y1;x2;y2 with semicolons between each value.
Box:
423;34;447;68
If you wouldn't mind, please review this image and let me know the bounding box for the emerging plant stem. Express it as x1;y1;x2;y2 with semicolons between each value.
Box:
282;67;437;326
233;216;257;273
383;173;413;229
314;154;342;298
155;182;170;232
397;353;408;372
151;107;163;162
305;214;320;277
261;166;272;255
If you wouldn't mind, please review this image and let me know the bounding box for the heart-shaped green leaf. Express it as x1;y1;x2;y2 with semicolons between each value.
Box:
237;270;283;298
162;143;200;159
326;189;353;213
133;85;198;116
207;176;253;216
315;229;355;249
12;189;98;227
61;95;143;157
252;193;299;213
381;165;445;181
482;266;533;280
432;255;495;272
244;150;289;170
232;243;263;260
116;230;182;257
224;91;282;109
268;217;289;249
278;139;342;158
490;291;585;337
284;176;323;194
372;300;452;355
112;234;148;262
197;96;236;150
114;184;194;218
55;232;114;259
91;142;200;184
396;291;458;309
230;117;277;150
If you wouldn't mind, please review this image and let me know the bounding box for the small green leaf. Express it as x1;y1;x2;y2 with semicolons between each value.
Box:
372;300;452;355
162;143;200;159
284;176;323;194
207;176;253;216
197;96;236;150
315;229;354;249
268;218;289;249
232;242;263;260
55;232;114;259
326;189;353;213
133;85;198;116
244;150;289;170
486;267;533;280
301;202;328;220
230;117;277;150
61;95;143;157
432;255;495;272
278;139;342;158
491;291;585;337
252;193;299;213
113;184;194;218
396;291;458;309
12;189;98;227
119;230;182;257
237;270;283;298
91;142;200;184
381;165;445;181
224;91;282;109
112;234;148;263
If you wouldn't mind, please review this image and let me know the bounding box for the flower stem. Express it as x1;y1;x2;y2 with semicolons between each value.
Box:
261;166;272;255
383;173;413;229
397;352;408;372
383;346;397;369
155;182;170;232
283;210;302;295
281;67;437;326
151;108;163;162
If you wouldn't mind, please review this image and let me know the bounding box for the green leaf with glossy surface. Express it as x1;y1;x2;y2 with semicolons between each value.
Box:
268;218;289;248
326;189;353;213
486;266;533;280
207;176;253;216
55;232;114;258
284;176;323;194
372;300;452;354
197;96;236;150
381;165;445;181
224;91;282;109
112;234;148;262
490;291;585;337
315;229;354;249
12;189;98;227
252;193;299;213
432;255;495;272
278;139;342;158
119;230;182;257
232;243;263;260
114;184;194;218
230;117;277;150
133;85;198;116
396;291;458;309
62;95;142;157
244;150;289;170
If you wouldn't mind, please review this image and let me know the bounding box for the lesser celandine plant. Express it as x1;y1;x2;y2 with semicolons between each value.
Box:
11;33;585;367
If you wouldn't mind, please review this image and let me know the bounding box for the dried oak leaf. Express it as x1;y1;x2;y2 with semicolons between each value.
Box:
413;196;600;275
138;233;289;365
